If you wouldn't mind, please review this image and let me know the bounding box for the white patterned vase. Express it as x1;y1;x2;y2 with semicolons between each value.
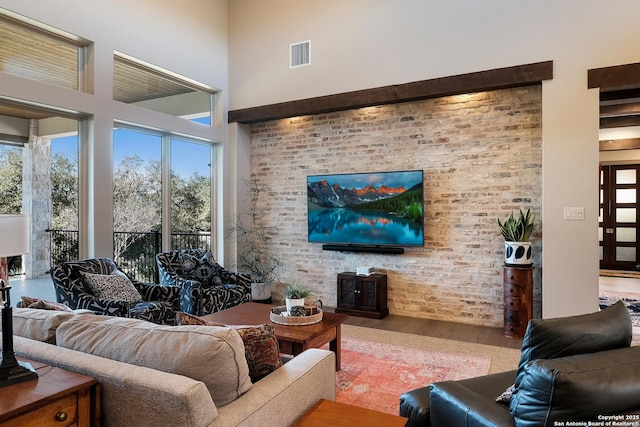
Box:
504;241;532;267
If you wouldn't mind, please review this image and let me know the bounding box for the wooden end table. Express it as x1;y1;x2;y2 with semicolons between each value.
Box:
201;302;348;370
294;399;408;427
0;358;100;426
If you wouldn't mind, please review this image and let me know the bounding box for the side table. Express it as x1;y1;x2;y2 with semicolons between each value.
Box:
0;358;100;427
294;399;407;427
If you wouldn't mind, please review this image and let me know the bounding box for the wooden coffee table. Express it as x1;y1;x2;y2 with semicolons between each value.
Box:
202;302;348;370
293;399;408;427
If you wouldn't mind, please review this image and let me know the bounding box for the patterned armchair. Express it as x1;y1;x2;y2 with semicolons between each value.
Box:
156;249;251;316
51;257;180;325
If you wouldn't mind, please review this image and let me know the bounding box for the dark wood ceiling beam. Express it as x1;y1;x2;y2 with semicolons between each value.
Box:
599;138;640;151
600;102;640;118
229;61;553;124
600;115;640;129
600;88;640;103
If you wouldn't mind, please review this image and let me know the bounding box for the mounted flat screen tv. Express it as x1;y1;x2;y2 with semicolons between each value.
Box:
307;170;424;248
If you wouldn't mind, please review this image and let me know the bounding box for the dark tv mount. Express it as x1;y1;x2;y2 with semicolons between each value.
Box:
322;244;404;255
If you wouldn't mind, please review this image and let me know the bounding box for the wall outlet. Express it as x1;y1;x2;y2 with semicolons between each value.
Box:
563;207;585;220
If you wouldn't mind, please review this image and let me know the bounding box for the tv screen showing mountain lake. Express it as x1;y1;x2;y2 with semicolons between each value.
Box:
306;170;424;247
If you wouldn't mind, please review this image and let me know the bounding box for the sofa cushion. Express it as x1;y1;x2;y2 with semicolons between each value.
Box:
510;346;640;426
8;308;76;343
178;250;223;287
56;316;252;407
82;271;143;302
176;311;283;382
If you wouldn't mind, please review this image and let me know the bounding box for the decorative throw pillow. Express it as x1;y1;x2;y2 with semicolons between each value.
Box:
178;251;224;287
495;383;515;403
82;272;143;303
176;311;283;382
20;295;73;312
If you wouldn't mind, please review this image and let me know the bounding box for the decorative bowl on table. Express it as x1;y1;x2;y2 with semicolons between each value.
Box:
270;300;323;326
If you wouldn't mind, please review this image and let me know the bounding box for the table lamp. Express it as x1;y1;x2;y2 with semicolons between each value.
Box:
0;214;37;387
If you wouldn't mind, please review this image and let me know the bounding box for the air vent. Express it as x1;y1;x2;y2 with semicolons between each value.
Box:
290;41;310;68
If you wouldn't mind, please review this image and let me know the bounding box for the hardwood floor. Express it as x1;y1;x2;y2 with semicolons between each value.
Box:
599;274;640;295
337;311;523;350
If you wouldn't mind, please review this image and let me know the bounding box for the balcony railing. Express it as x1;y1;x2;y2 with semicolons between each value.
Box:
46;229;211;283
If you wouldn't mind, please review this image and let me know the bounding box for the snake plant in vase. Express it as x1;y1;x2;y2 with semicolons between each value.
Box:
282;282;311;315
498;208;535;267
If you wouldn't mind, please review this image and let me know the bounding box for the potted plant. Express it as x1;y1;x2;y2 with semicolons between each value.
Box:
282;282;311;314
498;207;535;267
230;178;284;302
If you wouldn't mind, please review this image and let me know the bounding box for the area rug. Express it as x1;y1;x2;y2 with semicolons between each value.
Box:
334;325;521;415
599;293;640;327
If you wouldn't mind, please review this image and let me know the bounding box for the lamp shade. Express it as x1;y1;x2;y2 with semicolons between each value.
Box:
0;214;29;257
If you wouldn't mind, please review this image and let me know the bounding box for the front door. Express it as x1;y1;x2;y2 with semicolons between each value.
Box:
600;164;640;270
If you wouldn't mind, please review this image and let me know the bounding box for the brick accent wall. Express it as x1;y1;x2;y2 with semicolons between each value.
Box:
249;86;542;327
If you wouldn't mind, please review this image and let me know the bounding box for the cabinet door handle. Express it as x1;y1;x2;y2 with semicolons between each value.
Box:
56;412;68;422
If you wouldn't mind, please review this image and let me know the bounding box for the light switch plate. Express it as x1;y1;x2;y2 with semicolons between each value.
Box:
563;207;585;220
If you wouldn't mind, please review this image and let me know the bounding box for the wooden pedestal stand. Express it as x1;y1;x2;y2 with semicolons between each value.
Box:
503;265;533;339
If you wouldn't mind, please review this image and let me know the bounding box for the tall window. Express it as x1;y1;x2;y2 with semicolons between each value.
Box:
171;138;212;249
50;132;80;268
51;135;79;231
113;128;162;280
0;143;23;276
0;144;22;215
113;127;214;281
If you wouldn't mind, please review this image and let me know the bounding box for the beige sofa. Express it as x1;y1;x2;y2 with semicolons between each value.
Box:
6;308;336;427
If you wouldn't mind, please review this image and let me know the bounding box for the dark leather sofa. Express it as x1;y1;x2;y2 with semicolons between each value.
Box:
399;301;640;426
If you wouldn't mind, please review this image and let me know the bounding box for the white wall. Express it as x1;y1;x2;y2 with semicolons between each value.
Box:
228;0;640;318
0;0;232;260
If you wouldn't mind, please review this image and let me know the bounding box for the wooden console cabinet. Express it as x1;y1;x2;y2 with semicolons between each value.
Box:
336;272;388;319
503;265;533;339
